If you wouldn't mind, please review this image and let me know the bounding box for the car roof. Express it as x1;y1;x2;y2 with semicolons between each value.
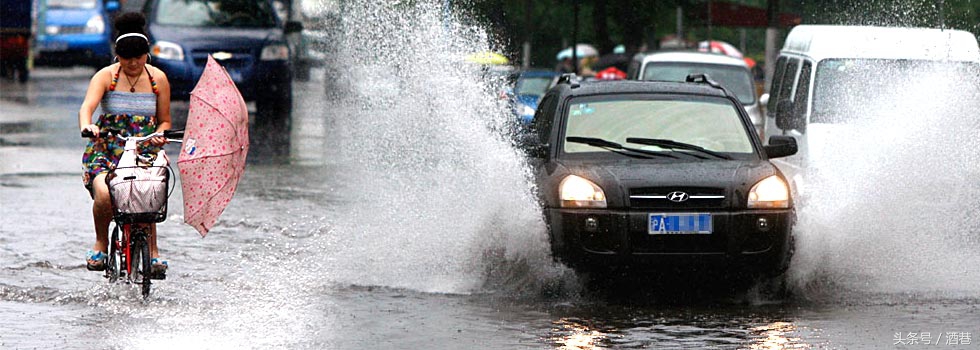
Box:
782;25;980;62
637;51;748;67
554;79;732;99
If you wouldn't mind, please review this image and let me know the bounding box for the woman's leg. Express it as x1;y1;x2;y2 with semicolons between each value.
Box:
90;173;112;257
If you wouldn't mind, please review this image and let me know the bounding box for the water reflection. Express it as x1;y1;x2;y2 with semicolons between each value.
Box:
545;310;814;349
749;322;806;350
551;318;608;350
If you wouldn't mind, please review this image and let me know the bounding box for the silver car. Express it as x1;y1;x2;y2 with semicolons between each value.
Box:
629;51;764;137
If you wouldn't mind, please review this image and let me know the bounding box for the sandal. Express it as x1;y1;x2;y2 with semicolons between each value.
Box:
86;250;107;271
150;258;168;280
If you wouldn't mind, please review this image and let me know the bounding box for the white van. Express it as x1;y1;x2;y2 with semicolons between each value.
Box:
761;25;980;192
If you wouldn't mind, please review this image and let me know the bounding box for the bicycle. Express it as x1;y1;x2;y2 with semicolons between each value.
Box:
82;127;183;298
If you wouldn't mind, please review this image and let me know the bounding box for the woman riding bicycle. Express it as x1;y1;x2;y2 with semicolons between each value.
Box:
79;12;171;275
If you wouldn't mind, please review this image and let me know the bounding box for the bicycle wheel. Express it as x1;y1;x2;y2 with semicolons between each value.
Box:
106;225;120;283
130;234;152;298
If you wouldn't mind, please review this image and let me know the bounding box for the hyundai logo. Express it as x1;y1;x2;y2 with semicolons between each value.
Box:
667;191;690;202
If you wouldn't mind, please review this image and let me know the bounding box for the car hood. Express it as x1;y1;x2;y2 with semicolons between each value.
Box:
45;8;100;26
544;158;783;208
149;25;284;49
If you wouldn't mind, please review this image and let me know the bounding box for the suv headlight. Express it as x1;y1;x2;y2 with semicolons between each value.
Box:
152;41;184;61
748;175;790;209
560;175;607;208
85;15;105;34
260;44;289;60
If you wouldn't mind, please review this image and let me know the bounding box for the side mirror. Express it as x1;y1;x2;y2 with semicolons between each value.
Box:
759;93;769;106
764;136;798;159
105;0;120;12
284;21;304;34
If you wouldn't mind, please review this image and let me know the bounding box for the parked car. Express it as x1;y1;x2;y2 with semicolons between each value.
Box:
761;25;980;195
124;0;303;126
510;69;559;125
629;51;765;138
34;0;118;70
0;0;34;82
521;74;798;280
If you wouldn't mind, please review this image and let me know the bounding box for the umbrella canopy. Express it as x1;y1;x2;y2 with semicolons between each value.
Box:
595;66;626;80
697;40;743;58
555;44;598;60
178;55;249;237
464;51;509;65
594;53;631;72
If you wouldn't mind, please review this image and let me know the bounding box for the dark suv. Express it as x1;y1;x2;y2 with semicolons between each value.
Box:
523;75;799;280
125;0;301;126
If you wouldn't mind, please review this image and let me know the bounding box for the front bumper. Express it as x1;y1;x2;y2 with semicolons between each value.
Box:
547;208;793;276
34;34;111;66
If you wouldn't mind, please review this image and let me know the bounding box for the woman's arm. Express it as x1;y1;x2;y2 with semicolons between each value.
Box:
78;67;111;135
151;66;172;146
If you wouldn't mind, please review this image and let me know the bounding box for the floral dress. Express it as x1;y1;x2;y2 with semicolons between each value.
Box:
81;66;161;192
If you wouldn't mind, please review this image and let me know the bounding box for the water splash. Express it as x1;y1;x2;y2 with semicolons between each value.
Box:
788;60;980;298
310;0;572;296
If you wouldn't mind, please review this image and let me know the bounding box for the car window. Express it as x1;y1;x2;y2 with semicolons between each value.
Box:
791;60;812;126
767;56;788;114
641;62;756;105
516;77;553;97
533;93;558;144
153;0;279;28
811;59;978;123
48;0;98;9
774;58;799;115
563;98;754;155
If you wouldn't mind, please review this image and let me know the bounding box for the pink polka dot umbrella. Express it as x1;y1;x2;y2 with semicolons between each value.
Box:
178;55;249;237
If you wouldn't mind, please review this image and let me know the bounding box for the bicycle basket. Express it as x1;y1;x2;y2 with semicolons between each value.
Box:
108;163;171;224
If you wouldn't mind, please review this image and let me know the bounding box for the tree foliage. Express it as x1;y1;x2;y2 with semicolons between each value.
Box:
462;0;978;69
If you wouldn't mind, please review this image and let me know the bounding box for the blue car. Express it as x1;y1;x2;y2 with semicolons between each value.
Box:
35;0;118;69
125;0;302;125
511;69;559;124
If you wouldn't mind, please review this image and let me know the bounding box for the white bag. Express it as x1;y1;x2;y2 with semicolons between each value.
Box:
109;150;170;222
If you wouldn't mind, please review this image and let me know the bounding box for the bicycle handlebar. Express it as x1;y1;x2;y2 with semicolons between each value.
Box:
82;128;184;141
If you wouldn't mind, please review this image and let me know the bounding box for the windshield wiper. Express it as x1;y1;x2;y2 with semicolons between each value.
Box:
625;137;732;160
566;137;679;159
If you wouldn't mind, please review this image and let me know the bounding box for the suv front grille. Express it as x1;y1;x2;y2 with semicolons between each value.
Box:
629;187;727;209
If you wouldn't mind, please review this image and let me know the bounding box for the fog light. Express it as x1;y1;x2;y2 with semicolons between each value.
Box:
584;217;598;232
757;217;770;232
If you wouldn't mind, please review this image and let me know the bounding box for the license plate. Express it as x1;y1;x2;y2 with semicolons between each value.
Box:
648;213;712;234
38;41;67;52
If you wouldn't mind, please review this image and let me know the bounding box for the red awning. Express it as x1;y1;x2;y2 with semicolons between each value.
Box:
691;1;801;28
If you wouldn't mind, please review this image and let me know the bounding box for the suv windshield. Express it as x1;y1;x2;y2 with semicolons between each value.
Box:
642;63;756;105
48;0;98;9
812;59;979;123
563;98;754;157
154;0;278;28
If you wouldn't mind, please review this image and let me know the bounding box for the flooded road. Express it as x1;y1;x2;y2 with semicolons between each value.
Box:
3;2;980;348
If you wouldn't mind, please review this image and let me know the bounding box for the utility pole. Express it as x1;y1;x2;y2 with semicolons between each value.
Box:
764;0;779;93
572;0;579;74
522;0;531;68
